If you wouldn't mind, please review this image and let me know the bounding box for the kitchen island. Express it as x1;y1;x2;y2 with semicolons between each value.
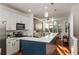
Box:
17;33;58;55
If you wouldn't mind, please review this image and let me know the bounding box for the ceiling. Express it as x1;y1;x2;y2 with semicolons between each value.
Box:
2;3;78;18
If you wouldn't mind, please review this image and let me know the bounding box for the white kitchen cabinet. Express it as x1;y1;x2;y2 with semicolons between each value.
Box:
6;38;20;55
15;14;25;23
5;12;17;30
6;20;16;30
6;38;13;55
5;10;25;30
0;5;33;33
13;39;20;53
16;15;22;23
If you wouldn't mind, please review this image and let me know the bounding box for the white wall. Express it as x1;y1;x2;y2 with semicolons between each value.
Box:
0;4;33;36
70;5;79;37
72;5;79;36
69;6;78;55
70;5;79;55
69;12;73;37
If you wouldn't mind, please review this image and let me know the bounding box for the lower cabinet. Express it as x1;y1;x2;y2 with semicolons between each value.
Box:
6;38;19;55
20;40;46;55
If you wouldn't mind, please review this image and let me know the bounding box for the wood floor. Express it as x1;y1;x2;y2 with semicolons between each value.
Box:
52;39;71;55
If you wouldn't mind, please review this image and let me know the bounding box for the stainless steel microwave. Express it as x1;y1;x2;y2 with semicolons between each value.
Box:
16;23;25;30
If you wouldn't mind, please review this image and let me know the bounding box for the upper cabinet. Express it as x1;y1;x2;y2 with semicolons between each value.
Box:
16;15;24;23
0;5;33;32
6;13;17;30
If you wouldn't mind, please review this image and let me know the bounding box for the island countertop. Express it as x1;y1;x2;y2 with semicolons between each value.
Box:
6;33;58;55
16;33;58;43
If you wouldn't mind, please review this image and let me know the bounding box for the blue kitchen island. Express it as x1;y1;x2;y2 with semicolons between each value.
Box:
17;33;57;55
20;40;46;55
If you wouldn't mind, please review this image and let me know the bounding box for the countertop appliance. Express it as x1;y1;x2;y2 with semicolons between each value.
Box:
14;31;23;37
16;23;25;30
0;21;6;54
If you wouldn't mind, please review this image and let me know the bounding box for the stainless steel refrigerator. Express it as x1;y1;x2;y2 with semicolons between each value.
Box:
0;21;6;55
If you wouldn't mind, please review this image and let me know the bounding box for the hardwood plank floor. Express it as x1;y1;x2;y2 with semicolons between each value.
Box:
53;38;71;55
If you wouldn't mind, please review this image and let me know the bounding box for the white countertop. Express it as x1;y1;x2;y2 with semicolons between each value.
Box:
16;33;58;43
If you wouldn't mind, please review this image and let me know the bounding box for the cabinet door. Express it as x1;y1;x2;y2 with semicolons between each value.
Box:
16;15;24;23
6;12;17;30
12;39;17;54
16;39;20;51
13;39;20;52
6;38;14;55
6;38;19;55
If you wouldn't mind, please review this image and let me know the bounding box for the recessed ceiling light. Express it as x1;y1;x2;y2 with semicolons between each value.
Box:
28;9;32;12
44;6;48;9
